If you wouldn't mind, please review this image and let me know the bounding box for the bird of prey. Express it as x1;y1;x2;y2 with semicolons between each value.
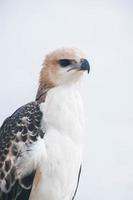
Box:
0;48;90;200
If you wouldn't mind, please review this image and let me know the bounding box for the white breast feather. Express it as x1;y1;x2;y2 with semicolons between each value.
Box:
30;84;85;200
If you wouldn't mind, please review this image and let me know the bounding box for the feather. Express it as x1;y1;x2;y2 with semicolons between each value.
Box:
0;102;45;199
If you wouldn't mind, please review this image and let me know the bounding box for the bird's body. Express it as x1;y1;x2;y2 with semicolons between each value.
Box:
0;47;90;200
30;84;84;200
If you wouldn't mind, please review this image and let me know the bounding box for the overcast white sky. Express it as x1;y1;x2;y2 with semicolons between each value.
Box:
0;0;133;199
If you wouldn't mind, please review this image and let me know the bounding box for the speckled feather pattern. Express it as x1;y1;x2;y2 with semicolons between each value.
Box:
0;101;44;199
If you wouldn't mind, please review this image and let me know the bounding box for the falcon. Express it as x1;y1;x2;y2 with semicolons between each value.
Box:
0;48;90;200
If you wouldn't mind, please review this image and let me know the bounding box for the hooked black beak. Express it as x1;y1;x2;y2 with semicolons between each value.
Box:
80;59;90;73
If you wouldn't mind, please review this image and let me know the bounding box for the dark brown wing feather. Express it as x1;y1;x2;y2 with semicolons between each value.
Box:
0;102;44;200
72;165;82;200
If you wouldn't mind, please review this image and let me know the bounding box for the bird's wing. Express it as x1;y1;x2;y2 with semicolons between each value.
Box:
0;102;45;200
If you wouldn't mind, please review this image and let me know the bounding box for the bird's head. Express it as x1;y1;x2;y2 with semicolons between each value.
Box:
36;47;90;102
40;47;90;85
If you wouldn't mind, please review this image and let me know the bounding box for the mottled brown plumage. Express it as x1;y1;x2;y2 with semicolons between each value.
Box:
0;102;44;199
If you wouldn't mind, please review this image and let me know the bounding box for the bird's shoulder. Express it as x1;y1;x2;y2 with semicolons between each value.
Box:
0;101;44;140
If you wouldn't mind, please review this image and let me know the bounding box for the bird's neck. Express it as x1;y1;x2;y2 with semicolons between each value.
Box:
40;83;85;144
36;82;54;103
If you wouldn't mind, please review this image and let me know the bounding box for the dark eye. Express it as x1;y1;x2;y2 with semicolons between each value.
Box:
59;59;71;67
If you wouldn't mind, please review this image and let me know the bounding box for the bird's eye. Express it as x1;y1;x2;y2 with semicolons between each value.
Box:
58;59;71;67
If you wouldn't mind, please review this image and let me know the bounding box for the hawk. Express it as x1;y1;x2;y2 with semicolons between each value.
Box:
0;48;90;200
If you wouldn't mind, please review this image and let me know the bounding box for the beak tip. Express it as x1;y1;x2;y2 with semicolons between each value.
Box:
80;59;90;74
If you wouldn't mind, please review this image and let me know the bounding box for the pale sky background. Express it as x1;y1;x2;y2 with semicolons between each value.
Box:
0;0;133;199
